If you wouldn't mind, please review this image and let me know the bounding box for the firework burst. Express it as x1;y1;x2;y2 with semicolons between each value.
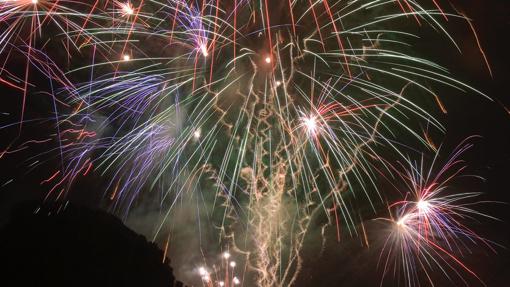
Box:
378;140;497;286
0;1;498;286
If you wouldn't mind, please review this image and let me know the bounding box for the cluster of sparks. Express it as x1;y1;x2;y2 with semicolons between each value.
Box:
197;251;241;287
378;141;496;286
0;0;496;286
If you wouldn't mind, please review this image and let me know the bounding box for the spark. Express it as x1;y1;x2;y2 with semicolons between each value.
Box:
416;199;430;213
396;215;409;227
200;44;209;57
302;115;318;134
233;277;240;285
121;2;134;16
193;129;201;139
198;267;207;276
201;274;211;282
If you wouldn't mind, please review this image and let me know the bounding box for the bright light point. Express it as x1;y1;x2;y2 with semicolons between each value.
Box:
275;80;282;87
193;129;201;139
122;3;134;15
233;277;240;285
219;282;225;287
230;261;236;267
200;44;208;57
265;56;271;64
223;252;231;259
123;54;131;61
417;199;430;212
396;214;409;227
201;275;210;282
303;116;317;133
32;0;38;4
198;267;207;276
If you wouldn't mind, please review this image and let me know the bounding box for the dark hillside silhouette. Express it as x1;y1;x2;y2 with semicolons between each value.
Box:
0;201;185;287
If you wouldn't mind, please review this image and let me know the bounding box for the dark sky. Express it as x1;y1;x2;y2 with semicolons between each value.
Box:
0;1;509;286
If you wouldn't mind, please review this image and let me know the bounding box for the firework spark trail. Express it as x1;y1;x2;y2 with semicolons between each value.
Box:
0;0;112;129
195;250;242;287
377;140;497;286
0;1;498;286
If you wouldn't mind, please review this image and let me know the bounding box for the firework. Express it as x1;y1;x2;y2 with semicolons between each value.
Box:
378;140;496;286
0;1;497;286
195;250;242;287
